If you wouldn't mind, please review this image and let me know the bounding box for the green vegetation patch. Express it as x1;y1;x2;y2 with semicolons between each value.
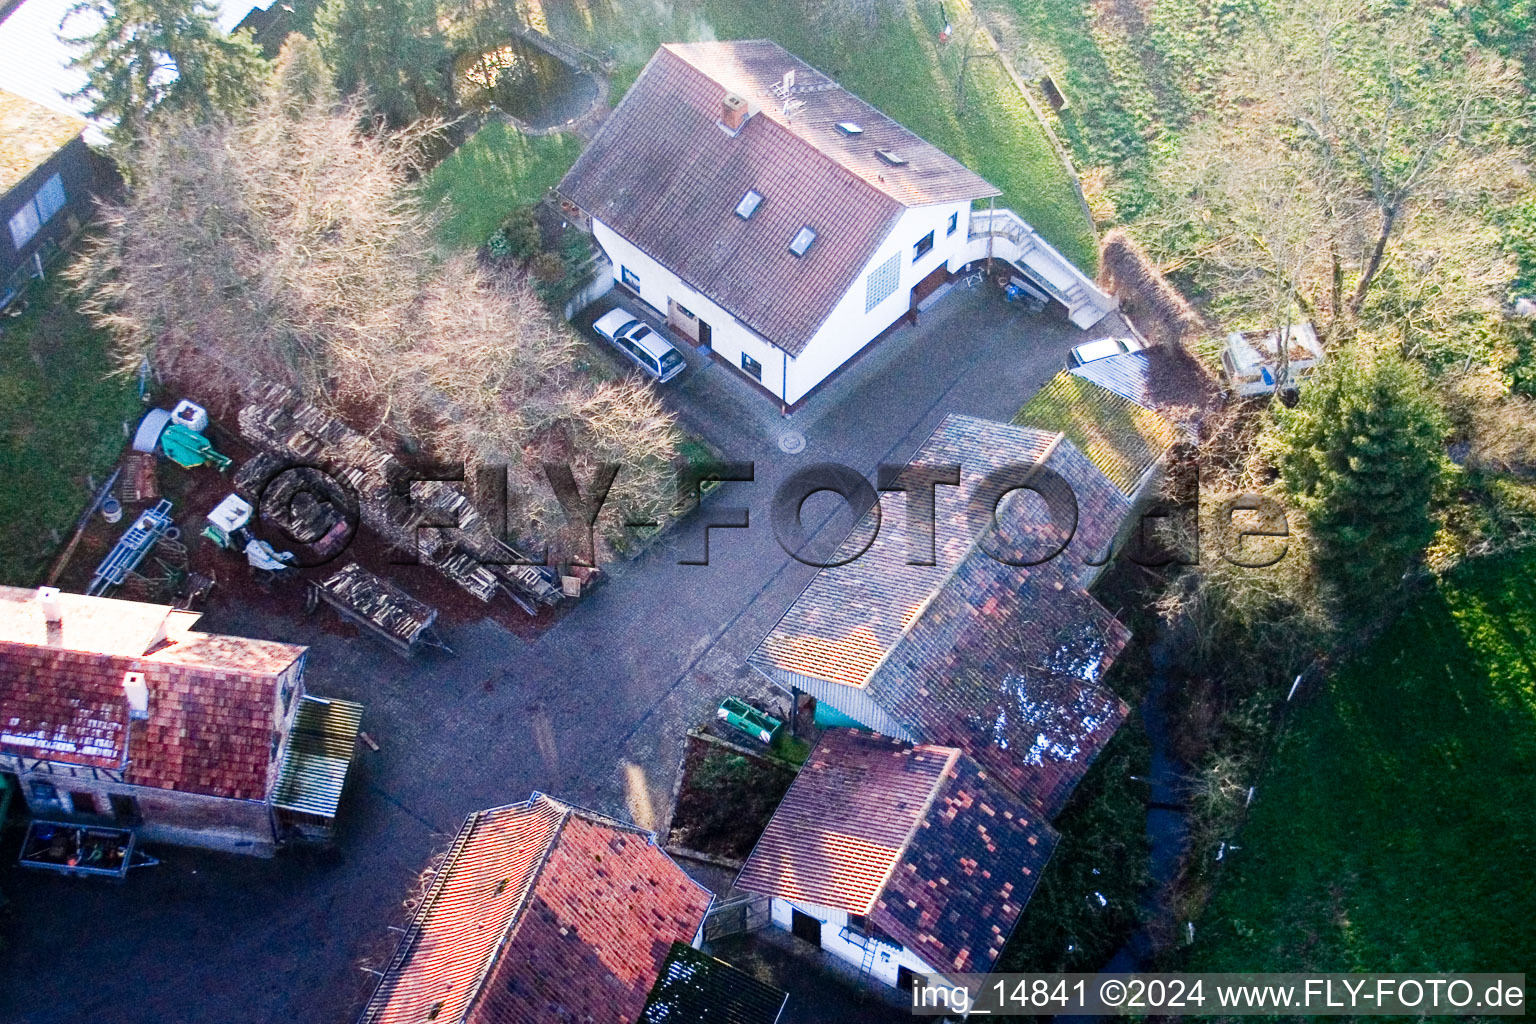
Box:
1191;551;1536;971
1015;371;1178;494
420;121;583;248
0;274;139;586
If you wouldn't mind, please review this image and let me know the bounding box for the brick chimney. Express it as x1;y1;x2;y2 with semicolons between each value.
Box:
721;92;749;133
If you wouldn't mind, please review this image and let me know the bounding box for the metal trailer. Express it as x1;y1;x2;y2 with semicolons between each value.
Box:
18;821;157;880
86;499;175;596
309;563;451;657
716;697;784;745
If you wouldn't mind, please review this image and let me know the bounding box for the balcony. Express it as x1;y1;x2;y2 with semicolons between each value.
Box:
963;208;1116;329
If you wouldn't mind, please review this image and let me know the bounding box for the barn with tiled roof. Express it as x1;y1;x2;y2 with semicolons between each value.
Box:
0;585;361;855
360;794;713;1024
735;729;1057;989
748;414;1130;817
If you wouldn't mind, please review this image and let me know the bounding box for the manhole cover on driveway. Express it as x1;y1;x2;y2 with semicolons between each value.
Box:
777;430;806;454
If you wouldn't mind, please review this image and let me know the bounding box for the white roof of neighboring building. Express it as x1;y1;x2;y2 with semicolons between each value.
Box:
0;584;201;656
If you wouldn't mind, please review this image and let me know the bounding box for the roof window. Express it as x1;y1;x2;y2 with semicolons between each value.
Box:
836;122;863;136
789;226;817;257
735;189;763;219
876;149;908;166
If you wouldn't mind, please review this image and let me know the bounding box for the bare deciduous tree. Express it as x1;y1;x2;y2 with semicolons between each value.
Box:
1148;0;1526;349
71;85;680;557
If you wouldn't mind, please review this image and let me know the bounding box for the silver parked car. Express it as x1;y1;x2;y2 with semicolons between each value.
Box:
592;308;687;383
1067;335;1143;368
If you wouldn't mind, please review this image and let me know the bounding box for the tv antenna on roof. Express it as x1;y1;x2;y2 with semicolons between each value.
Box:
772;69;803;120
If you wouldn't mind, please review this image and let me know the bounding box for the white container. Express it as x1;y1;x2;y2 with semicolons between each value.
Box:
170;399;209;433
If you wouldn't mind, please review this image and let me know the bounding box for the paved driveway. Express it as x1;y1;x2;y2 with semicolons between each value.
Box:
0;286;1119;1024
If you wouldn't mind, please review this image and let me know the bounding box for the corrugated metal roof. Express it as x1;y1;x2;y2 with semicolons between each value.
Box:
1016;370;1178;495
1068;347;1217;415
640;942;787;1024
271;695;362;817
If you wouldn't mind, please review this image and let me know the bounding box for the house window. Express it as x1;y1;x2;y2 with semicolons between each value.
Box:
69;791;97;815
789;226;816;257
109;794;140;822
896;966;925;993
947;211;959;236
28;780;60;808
8;172;66;250
740;352;763;380
864;252;900;312
913;230;934;262
621;265;640;291
735;189;763;219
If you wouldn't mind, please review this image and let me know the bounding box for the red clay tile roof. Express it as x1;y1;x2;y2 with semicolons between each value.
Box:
557;41;998;356
735;730;1057;976
361;795;713;1024
735;731;958;913
748;415;1131;816
867;555;1130;817
0;588;306;800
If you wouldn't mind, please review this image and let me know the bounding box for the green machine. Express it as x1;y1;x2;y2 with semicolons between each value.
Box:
716;697;783;745
160;423;232;472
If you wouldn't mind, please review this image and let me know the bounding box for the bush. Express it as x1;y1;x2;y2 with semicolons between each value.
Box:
500;207;542;260
529;251;565;283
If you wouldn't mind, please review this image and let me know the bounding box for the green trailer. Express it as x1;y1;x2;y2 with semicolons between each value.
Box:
716;697;783;745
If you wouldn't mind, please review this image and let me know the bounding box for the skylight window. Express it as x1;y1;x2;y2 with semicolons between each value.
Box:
789;226;817;257
876;149;907;166
735;189;763;219
836;122;863;136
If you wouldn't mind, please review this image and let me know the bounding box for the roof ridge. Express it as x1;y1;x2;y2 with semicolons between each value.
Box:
457;796;568;1023
860;743;962;913
855;430;1067;693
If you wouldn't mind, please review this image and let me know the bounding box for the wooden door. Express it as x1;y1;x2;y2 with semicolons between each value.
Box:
790;908;822;947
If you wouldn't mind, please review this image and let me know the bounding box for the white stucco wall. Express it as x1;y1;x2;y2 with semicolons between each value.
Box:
770;896;939;991
591;202;973;405
785;201;972;404
592;219;790;399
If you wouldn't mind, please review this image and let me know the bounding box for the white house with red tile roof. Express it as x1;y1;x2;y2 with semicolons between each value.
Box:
0;585;362;855
735;729;1057;996
557;40;1114;407
359;794;713;1024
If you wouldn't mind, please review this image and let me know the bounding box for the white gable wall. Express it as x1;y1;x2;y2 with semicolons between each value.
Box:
769;896;942;991
591;201;974;405
785;200;972;404
592;219;790;399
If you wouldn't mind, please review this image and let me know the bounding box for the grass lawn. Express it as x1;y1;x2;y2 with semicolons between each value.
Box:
537;0;1098;272
1190;551;1536;972
0;272;139;586
419;121;584;249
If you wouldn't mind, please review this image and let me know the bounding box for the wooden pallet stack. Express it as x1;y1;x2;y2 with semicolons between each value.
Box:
238;384;564;613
